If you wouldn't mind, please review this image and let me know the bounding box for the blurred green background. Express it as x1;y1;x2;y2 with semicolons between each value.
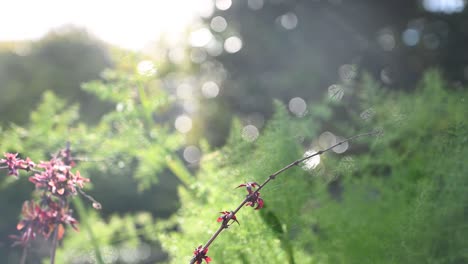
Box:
1;0;468;263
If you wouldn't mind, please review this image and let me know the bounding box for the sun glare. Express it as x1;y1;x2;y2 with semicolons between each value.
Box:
0;0;213;50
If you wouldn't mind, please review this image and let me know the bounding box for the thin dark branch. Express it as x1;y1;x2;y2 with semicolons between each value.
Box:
20;244;28;264
77;188;102;210
50;225;58;264
189;131;377;264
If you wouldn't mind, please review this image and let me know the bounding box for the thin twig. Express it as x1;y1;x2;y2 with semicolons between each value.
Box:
77;188;102;210
50;225;58;264
20;244;28;264
189;131;377;264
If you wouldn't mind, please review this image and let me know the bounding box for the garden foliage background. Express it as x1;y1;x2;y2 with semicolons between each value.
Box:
1;0;468;263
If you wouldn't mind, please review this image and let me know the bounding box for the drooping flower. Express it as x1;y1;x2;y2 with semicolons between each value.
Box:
29;159;89;196
11;199;79;246
193;245;212;264
0;153;35;177
246;191;264;210
236;182;260;194
237;182;264;210
217;211;239;226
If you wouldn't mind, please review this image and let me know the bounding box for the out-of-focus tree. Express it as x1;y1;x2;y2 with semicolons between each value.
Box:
0;26;113;125
185;0;468;146
0;38;196;263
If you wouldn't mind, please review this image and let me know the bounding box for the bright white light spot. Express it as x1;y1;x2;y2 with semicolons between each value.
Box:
318;131;337;149
402;28;420;46
201;81;220;98
118;161;125;168
288;97;307;117
302;149;320;170
338;64;357;83
183;145;201;164
116;103;124;112
328;84;344;101
136;60;156;76
190;28;213;47
175;115;192;133
242;125;259;142
248;0;264;10
211;16;228;32
423;0;465;13
377;31;396;51
224;36;243;53
197;0;215;18
177;83;193;99
216;0;232;10
0;1;214;51
332;136;349;154
280;12;298;30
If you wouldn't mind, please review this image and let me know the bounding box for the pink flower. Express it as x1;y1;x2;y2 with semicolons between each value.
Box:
0;153;35;177
29;160;89;196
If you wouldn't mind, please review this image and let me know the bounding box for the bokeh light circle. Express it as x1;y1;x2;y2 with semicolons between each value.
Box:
201;81;220;98
332;136;349;154
175;115;192;133
183;145;201;164
288;97;307;117
224;36;243;53
318;131;337;149
210;16;228;32
241;125;259;142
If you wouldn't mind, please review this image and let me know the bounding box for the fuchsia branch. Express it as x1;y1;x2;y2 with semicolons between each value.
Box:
190;131;378;264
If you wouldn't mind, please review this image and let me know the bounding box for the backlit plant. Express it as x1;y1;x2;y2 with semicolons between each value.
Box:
0;144;100;264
